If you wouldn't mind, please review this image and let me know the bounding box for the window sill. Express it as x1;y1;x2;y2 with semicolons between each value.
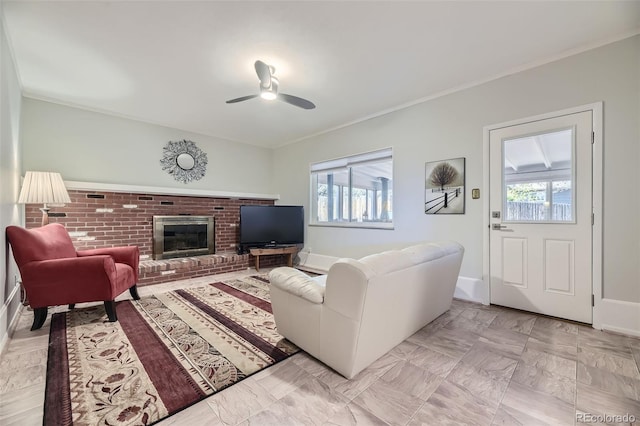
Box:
309;222;394;230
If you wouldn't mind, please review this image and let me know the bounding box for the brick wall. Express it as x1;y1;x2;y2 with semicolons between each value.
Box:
25;190;274;257
23;190;297;286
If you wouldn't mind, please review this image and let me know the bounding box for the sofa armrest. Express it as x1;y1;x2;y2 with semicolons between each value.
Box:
77;246;139;276
21;256;117;307
323;259;371;321
269;267;325;304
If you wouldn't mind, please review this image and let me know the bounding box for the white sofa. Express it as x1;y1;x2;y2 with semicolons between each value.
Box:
268;241;464;379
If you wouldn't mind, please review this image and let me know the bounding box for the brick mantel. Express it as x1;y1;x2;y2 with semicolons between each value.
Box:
63;180;280;201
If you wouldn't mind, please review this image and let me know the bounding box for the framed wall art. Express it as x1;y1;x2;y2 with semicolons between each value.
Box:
425;157;465;214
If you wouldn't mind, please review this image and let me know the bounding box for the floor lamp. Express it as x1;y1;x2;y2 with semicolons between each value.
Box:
17;171;71;226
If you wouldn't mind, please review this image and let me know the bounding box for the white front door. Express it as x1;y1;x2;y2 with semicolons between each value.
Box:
489;110;593;323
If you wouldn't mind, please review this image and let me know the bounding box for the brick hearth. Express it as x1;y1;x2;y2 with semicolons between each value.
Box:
138;253;252;286
25;189;287;286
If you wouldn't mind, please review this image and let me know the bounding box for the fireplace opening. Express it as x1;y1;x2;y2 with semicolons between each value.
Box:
153;216;215;260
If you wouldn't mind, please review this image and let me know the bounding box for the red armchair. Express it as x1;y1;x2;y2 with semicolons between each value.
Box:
6;223;140;330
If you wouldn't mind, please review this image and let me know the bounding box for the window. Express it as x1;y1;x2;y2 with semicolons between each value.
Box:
502;128;575;222
311;148;393;228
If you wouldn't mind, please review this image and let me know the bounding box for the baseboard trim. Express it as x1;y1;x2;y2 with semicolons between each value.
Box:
454;276;486;304
0;284;23;355
594;298;640;337
295;252;338;274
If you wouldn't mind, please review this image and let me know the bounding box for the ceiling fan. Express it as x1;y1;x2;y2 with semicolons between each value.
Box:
226;60;316;110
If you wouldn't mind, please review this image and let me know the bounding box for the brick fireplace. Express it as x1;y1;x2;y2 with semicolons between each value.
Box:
24;189;288;285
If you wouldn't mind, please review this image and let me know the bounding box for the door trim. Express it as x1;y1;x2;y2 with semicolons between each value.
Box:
482;102;603;328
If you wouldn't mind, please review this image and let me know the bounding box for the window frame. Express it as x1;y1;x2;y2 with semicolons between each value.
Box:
310;148;394;229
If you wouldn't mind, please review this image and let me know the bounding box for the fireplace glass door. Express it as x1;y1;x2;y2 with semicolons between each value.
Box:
153;216;215;260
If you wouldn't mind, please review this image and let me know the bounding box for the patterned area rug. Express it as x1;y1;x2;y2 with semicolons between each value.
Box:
44;275;298;425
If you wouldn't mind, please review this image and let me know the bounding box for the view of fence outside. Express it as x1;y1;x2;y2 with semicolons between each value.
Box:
504;180;573;222
506;201;572;221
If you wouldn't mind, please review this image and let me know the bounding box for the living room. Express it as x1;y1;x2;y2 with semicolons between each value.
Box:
1;1;639;425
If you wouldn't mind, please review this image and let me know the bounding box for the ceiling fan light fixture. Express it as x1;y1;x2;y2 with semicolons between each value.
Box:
226;61;314;109
260;76;279;100
260;90;277;101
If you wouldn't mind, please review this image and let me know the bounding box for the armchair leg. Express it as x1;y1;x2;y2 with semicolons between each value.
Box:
129;285;140;300
104;301;117;322
31;307;48;331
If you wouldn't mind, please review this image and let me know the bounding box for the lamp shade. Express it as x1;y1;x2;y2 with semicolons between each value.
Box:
17;171;71;204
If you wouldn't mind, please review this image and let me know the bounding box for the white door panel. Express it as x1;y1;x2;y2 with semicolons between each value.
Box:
544;239;574;295
502;237;527;287
489;111;592;323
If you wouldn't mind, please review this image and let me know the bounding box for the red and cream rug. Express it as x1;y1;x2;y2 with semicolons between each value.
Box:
44;275;298;425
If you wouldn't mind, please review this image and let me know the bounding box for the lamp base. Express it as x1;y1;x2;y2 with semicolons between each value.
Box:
39;207;50;227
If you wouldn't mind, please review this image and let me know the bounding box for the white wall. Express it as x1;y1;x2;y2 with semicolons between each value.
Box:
21;98;274;195
273;35;640;305
0;2;24;348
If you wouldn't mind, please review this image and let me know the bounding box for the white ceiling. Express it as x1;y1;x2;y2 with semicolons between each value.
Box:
3;1;639;149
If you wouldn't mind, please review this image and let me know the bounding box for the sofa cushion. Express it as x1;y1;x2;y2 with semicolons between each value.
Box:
401;241;464;264
358;250;414;276
311;274;328;287
269;267;326;304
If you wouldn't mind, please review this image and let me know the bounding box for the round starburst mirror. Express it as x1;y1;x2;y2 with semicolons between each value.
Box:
160;140;208;184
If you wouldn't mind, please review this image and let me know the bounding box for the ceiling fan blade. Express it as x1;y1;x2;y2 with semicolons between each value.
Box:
254;60;271;88
279;93;316;110
225;94;258;104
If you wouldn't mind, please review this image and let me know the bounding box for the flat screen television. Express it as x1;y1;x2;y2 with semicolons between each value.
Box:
239;205;304;249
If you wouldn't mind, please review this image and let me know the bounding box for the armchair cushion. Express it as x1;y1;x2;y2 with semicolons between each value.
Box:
78;246;140;277
269;267;326;304
6;223;76;264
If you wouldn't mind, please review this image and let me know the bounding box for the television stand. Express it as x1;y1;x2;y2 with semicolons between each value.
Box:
249;246;298;272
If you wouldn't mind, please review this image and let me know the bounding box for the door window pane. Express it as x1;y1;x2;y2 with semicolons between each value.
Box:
506;181;549;221
551;180;572;221
503;128;574;222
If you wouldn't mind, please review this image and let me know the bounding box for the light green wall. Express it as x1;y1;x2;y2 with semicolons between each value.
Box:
21;99;274;195
273;35;640;303
0;1;24;344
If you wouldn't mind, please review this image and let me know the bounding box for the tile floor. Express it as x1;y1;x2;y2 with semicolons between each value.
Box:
1;269;639;425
